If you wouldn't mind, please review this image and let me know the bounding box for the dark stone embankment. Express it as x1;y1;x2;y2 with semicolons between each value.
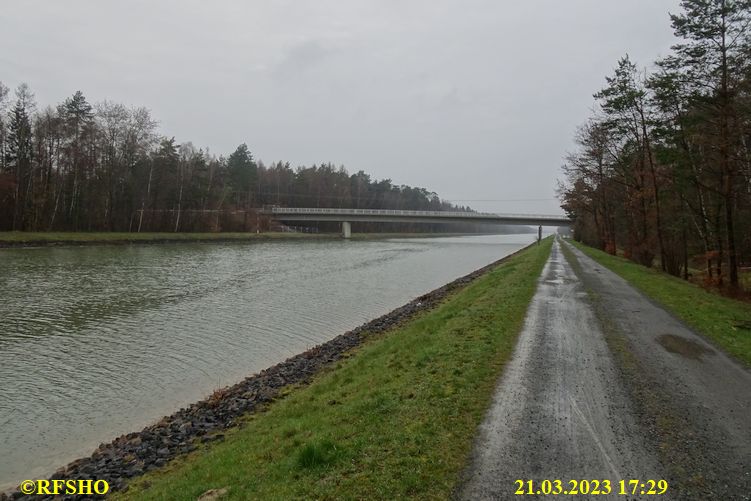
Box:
3;243;531;500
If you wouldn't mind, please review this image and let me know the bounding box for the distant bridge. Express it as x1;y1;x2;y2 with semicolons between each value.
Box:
260;207;571;238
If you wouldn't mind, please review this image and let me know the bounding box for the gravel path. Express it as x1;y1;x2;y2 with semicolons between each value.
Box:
459;239;662;500
565;242;751;500
458;239;751;500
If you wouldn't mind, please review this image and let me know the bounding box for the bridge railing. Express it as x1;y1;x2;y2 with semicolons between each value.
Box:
265;207;569;222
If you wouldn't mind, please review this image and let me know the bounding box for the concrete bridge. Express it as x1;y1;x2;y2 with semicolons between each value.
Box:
260;207;571;238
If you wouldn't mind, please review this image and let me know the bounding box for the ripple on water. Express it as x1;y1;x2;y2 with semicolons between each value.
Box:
0;234;536;489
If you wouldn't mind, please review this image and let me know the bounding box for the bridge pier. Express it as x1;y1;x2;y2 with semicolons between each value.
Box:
342;221;351;239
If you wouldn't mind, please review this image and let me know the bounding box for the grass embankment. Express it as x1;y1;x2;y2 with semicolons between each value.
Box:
115;239;552;500
570;240;751;367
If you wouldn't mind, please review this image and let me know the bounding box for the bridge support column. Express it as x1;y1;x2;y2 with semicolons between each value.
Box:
342;221;351;239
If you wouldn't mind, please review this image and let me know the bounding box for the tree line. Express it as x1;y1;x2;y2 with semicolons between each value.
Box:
0;85;474;234
559;0;751;290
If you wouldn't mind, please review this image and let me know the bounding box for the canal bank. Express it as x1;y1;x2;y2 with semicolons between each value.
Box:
0;231;490;248
5;238;552;500
0;231;330;247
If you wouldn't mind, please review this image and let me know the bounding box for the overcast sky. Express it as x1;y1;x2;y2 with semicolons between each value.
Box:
1;0;682;215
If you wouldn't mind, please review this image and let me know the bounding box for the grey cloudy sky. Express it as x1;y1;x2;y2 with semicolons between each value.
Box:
1;0;682;215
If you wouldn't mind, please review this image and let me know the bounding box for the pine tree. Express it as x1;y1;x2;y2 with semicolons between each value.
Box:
661;0;751;285
58;90;94;228
594;56;666;268
227;143;257;207
6;84;35;230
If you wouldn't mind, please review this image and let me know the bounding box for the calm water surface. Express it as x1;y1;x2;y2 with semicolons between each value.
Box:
0;234;536;488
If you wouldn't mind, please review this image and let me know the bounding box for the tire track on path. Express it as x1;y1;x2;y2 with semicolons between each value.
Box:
459;239;663;500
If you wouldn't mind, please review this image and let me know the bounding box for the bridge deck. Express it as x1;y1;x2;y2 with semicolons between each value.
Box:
261;207;571;226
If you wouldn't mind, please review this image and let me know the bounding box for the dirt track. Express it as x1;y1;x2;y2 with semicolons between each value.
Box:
458;239;751;500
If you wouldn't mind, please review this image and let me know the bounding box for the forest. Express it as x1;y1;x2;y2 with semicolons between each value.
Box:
559;0;751;291
0;85;475;235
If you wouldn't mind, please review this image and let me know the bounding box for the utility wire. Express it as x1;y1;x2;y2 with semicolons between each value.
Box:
445;198;558;202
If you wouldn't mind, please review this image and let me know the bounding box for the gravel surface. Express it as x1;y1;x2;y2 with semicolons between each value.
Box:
458;239;663;500
458;239;751;500
566;242;751;500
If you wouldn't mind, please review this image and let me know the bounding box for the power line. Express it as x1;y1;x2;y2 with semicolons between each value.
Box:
445;198;558;202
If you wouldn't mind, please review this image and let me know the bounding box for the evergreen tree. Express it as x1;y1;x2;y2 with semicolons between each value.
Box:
227;143;257;207
661;0;751;285
6;84;35;230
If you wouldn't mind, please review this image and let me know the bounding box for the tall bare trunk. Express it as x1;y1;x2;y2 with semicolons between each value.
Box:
138;163;153;233
174;184;183;232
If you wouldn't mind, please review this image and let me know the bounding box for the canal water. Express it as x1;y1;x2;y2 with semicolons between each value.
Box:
0;233;536;489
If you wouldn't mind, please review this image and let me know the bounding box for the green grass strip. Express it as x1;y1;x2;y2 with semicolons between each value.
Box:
570;240;751;367
115;238;552;500
0;231;483;245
